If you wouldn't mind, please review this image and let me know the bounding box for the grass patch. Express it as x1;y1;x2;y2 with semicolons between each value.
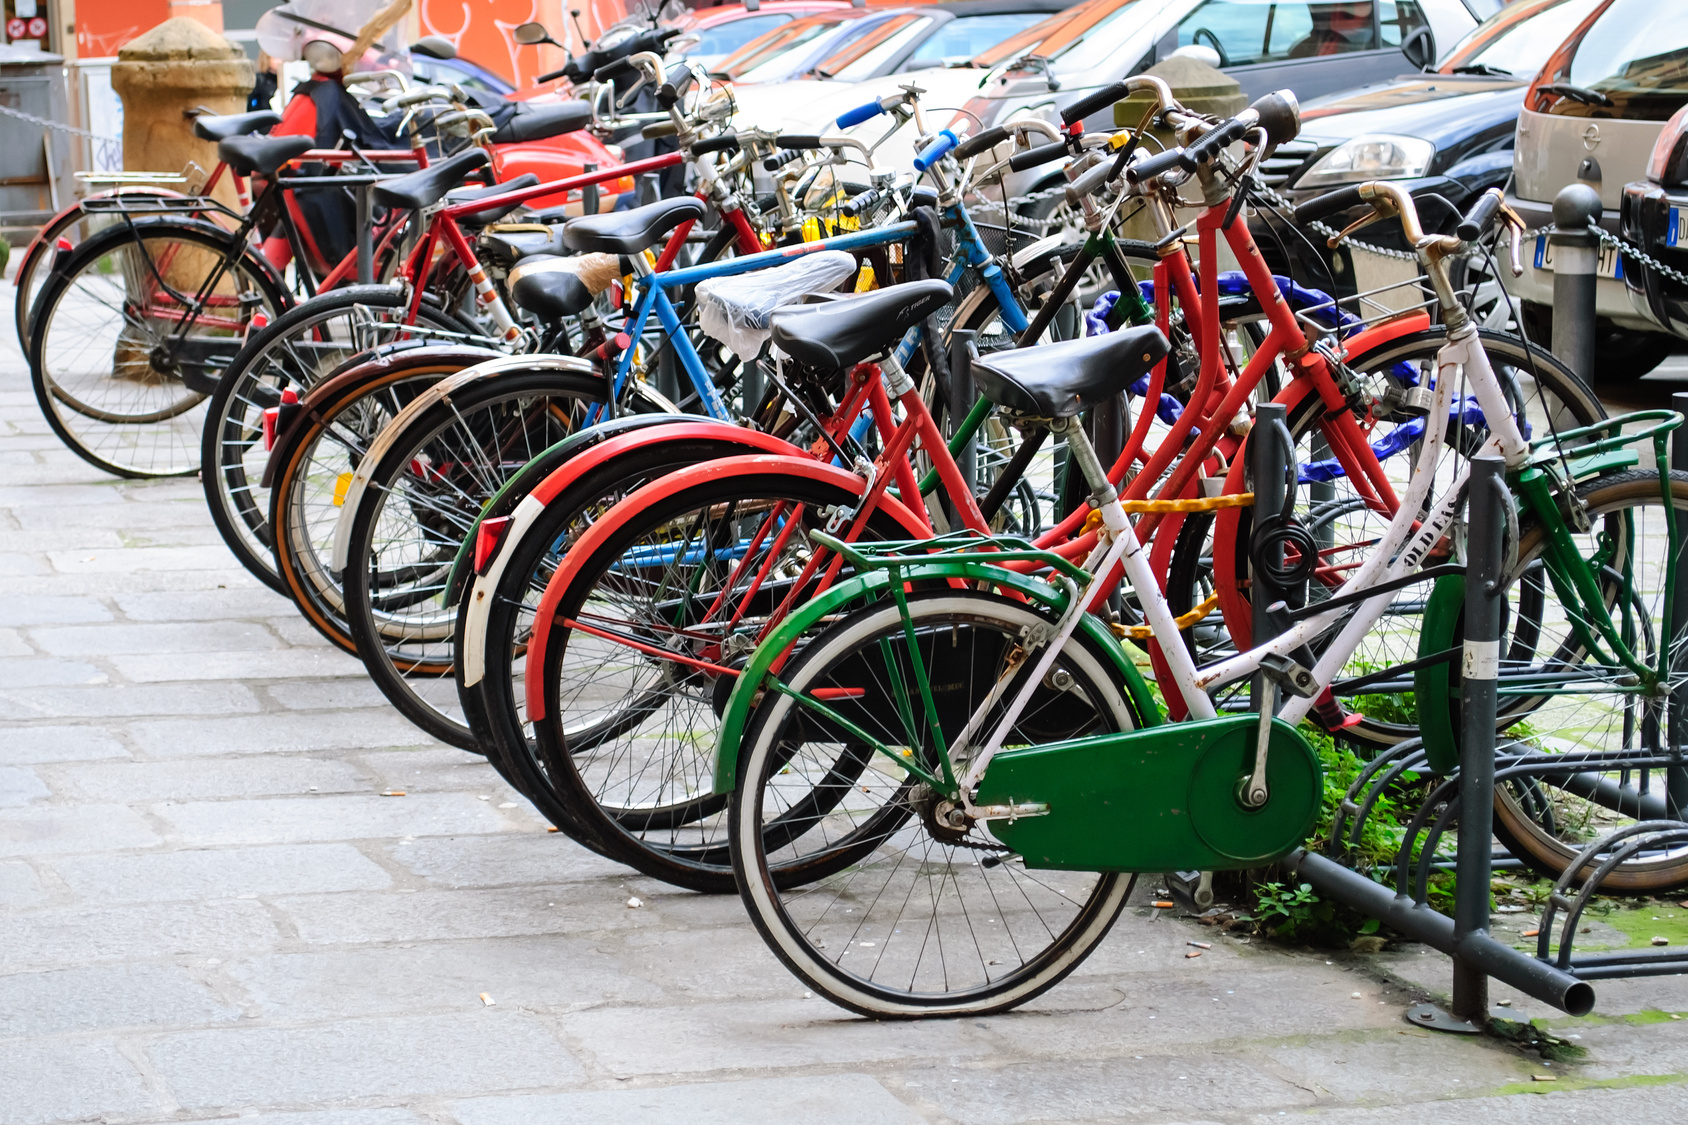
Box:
1602;901;1688;950
1493;1072;1687;1096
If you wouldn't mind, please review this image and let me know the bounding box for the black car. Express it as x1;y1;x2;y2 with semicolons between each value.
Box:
1252;0;1601;287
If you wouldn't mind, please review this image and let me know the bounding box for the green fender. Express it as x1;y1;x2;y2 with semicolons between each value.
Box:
1414;573;1465;774
710;559;1162;794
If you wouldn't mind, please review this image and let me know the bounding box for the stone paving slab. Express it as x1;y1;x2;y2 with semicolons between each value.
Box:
4;282;1688;1123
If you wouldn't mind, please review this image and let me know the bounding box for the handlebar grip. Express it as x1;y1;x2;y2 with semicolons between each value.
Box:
841;187;882;218
763;148;803;172
1008;140;1069;173
1456;188;1504;242
913;129;959;173
691;131;738;156
1125;146;1194;184
641;119;679;140
657;62;695;110
1292;185;1367;226
835;100;886;129
954;126;1009;161
776;134;824;151
537;66;570;84
1061;80;1131;128
593;56;638;84
1185;115;1251;165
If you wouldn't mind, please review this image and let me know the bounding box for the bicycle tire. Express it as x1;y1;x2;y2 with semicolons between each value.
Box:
200;285;485;593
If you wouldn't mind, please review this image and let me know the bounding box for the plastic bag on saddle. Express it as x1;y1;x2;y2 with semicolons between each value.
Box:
695;250;859;362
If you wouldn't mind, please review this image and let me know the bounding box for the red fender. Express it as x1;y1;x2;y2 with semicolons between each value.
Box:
525;454;930;719
524;422;801;510
1338;311;1432;359
16;186;183;290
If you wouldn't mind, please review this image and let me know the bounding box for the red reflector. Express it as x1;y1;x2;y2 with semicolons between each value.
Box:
55;236;73;252
247;311;270;336
280;387;299;405
811;687;866;699
261;406;279;451
474;515;514;576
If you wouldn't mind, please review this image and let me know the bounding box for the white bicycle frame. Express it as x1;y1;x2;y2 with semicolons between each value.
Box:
956;320;1532;801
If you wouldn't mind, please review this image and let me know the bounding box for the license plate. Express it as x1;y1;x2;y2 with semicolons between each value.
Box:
1668;206;1688;247
1534;234;1623;279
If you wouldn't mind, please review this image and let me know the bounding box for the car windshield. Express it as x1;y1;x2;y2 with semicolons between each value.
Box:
972;0;1140;75
687;14;793;60
1545;0;1688;120
1439;0;1600;77
904;12;1050;68
716;15;854;78
811;14;928;78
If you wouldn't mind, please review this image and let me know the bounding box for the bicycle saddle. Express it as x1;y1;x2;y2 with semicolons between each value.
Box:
218;134;313;177
448;173;541;227
372;148;491;211
971;327;1170;418
478;222;568;269
768;279;952;370
491;99;592;144
564;196;705;256
194;109;281;143
508;255;595;321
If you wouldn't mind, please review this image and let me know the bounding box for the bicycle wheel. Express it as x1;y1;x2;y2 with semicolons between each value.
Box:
341;368;606;748
1474;469;1688;892
730;590;1138;1018
269;352;485;655
529;470;919;891
463;429;799;844
1166;328;1603;746
14;191;185;356
201;285;486;593
28;220;287;478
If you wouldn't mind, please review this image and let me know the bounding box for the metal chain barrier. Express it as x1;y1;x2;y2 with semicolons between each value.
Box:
1252;180;1420;262
0;100;122;173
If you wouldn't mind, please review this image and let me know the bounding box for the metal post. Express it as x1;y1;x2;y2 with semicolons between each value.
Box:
639;172;662;207
741;359;766;425
356;183;373;284
1549;183;1602;384
581;164;599;216
949;330;978;514
1670;391;1688;817
1452;452;1506;1024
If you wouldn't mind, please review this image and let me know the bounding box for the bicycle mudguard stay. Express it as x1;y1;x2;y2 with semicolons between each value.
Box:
520;453;936;722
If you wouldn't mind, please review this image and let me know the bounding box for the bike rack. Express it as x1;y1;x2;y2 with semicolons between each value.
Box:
1291;407;1688;1022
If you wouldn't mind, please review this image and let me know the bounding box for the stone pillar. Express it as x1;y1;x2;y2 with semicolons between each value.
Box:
111;18;252;203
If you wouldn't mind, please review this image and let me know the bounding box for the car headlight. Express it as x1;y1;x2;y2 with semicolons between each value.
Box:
1297;135;1435;189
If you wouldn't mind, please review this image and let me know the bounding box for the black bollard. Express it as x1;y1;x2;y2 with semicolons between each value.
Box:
1549;183;1602;384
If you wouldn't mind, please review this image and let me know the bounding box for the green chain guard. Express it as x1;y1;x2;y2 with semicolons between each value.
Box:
1414;573;1466;774
975;713;1323;872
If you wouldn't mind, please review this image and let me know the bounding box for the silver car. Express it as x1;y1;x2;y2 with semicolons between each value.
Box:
1504;0;1688;378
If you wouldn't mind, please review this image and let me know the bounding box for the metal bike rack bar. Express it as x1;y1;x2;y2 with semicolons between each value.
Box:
1291;453;1596;1019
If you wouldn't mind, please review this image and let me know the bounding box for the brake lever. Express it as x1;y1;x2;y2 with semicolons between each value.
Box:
1326;198;1395;249
1500;203;1527;278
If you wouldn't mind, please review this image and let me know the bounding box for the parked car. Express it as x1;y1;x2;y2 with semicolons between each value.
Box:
1249;0;1602;289
740;0;1491;193
1621;102;1688;345
1506;0;1688;378
669;1;857;73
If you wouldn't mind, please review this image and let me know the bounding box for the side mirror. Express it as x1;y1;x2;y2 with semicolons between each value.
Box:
514;21;559;47
1401;25;1435;71
411;35;457;60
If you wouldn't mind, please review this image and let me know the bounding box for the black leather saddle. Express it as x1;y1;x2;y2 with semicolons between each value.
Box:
218;134;313;177
971;326;1170;418
447;173;540;226
564;197;704;256
372;148;491;211
769;279;952;370
508;256;594;321
194;109;281;142
478;223;568;269
491;99;592;144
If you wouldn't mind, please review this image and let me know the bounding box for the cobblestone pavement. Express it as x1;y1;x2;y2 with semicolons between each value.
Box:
5;289;1688;1124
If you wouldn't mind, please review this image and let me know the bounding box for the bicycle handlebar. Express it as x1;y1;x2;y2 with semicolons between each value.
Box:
1457;187;1504;242
1292;185;1366;226
692;131;739;156
913;129;959;172
657;62;695;110
1061;80;1130;128
835;99;887;129
954;126;1008;161
1009;140;1069;173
